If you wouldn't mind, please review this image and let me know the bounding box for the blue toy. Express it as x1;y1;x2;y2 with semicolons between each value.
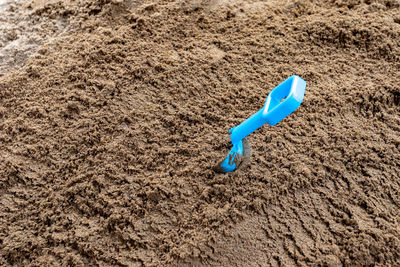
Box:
215;75;306;173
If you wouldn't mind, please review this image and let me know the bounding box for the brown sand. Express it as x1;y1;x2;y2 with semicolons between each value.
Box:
1;0;400;266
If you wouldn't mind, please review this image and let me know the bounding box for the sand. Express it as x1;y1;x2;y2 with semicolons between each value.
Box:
0;0;399;266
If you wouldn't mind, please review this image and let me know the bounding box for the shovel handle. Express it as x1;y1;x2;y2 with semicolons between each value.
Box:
230;75;306;144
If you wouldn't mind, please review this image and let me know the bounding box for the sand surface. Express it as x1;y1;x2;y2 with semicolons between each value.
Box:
0;0;400;266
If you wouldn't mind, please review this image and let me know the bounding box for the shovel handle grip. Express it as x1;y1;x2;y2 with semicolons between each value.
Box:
230;75;306;144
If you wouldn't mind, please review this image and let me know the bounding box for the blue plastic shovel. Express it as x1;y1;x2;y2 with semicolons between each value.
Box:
215;75;306;173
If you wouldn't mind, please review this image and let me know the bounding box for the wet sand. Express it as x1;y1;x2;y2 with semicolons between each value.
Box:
1;0;399;266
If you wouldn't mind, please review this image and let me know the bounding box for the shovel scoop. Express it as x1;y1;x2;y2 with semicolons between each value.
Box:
215;75;306;173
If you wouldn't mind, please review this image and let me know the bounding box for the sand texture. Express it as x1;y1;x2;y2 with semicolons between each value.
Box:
0;0;400;266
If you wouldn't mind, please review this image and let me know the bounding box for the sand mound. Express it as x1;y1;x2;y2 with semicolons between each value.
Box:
1;0;399;266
